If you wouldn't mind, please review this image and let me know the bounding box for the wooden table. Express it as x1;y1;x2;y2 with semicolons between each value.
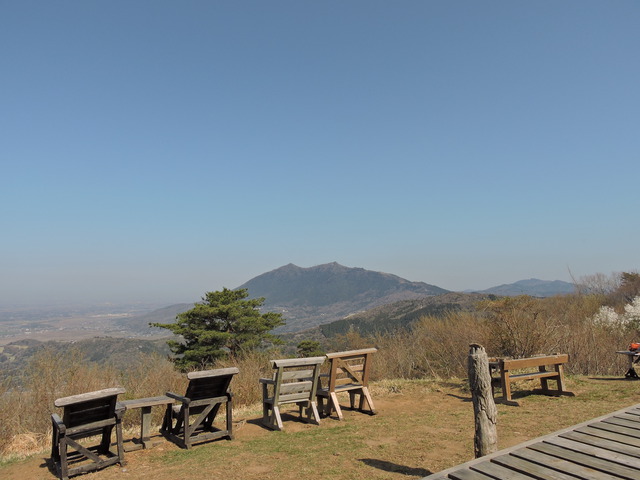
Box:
616;350;640;379
423;403;640;479
117;395;175;451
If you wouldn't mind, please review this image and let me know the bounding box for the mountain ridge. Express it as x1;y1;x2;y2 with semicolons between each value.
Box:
115;265;576;335
237;262;449;332
471;278;575;297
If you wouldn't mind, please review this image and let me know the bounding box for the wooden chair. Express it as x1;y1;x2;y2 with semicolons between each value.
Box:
259;356;325;431
161;367;239;449
50;387;125;480
317;348;377;420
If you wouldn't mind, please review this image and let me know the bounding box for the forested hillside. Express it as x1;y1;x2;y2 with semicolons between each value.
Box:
238;262;448;332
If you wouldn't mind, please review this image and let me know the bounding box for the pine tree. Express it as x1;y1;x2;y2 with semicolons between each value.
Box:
151;288;284;370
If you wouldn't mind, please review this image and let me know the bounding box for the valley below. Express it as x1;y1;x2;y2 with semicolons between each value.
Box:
0;303;170;345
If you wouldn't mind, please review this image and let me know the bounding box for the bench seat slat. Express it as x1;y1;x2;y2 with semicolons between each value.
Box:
509;371;561;380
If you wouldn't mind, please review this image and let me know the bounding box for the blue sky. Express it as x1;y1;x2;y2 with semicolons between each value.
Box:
2;1;639;306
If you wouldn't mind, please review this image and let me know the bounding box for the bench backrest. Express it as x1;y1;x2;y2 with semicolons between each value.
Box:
325;348;377;390
184;367;240;401
501;354;569;370
54;387;125;429
269;357;325;405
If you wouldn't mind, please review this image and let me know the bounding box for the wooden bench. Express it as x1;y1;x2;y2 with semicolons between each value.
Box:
50;387;126;480
259;356;325;431
317;348;377;420
117;395;175;451
162;367;239;449
490;354;573;406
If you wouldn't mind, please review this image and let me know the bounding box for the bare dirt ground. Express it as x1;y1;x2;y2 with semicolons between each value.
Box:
3;376;640;480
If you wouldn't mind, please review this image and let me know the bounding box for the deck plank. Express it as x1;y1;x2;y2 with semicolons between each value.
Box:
528;442;640;479
491;453;583;480
590;421;640;439
560;430;640;459
574;425;640;448
511;447;619;480
470;461;534;479
448;468;495;480
613;413;640;424
546;435;640;468
602;416;640;431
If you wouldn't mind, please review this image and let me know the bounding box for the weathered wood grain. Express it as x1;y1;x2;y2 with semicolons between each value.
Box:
468;344;498;458
162;367;238;449
316;348;377;421
259;356;324;431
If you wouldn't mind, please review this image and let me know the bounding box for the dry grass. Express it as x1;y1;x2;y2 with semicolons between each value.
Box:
1;292;637;461
3;375;640;480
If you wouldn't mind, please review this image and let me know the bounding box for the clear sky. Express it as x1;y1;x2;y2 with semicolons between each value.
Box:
1;1;639;307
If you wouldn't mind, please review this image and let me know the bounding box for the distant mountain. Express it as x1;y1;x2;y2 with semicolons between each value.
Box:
122;269;574;336
472;279;576;297
238;262;449;333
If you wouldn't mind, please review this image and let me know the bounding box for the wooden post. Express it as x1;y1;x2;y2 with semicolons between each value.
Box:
468;343;498;458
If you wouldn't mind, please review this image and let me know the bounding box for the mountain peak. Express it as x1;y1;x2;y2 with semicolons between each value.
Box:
237;263;449;332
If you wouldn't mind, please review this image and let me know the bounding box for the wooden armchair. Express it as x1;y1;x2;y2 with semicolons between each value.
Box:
161;367;239;449
317;348;377;420
259;356;325;431
50;387;125;480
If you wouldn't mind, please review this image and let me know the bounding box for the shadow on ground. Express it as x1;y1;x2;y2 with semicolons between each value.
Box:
359;458;431;477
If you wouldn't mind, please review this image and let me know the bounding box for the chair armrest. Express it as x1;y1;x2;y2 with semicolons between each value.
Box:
259;378;275;385
51;413;65;434
166;391;190;405
115;406;125;420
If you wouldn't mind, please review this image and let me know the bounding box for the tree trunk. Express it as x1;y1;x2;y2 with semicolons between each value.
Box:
468;343;498;458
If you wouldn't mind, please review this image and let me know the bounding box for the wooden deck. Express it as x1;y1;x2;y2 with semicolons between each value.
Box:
424;403;640;479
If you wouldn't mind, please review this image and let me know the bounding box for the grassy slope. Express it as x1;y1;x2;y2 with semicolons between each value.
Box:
3;375;640;480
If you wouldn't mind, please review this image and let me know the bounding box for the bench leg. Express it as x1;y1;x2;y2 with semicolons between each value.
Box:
304;401;321;425
555;364;567;393
330;392;344;421
501;370;512;404
59;437;69;480
139;406;152;448
226;398;233;439
360;387;376;414
324;395;334;417
183;407;191;449
262;403;284;431
539;366;550;392
115;419;126;466
272;406;284;430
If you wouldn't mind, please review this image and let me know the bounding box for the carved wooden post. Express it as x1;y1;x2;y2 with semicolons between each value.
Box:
468;343;498;458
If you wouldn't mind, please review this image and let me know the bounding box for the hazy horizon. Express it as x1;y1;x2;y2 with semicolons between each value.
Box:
0;261;581;309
